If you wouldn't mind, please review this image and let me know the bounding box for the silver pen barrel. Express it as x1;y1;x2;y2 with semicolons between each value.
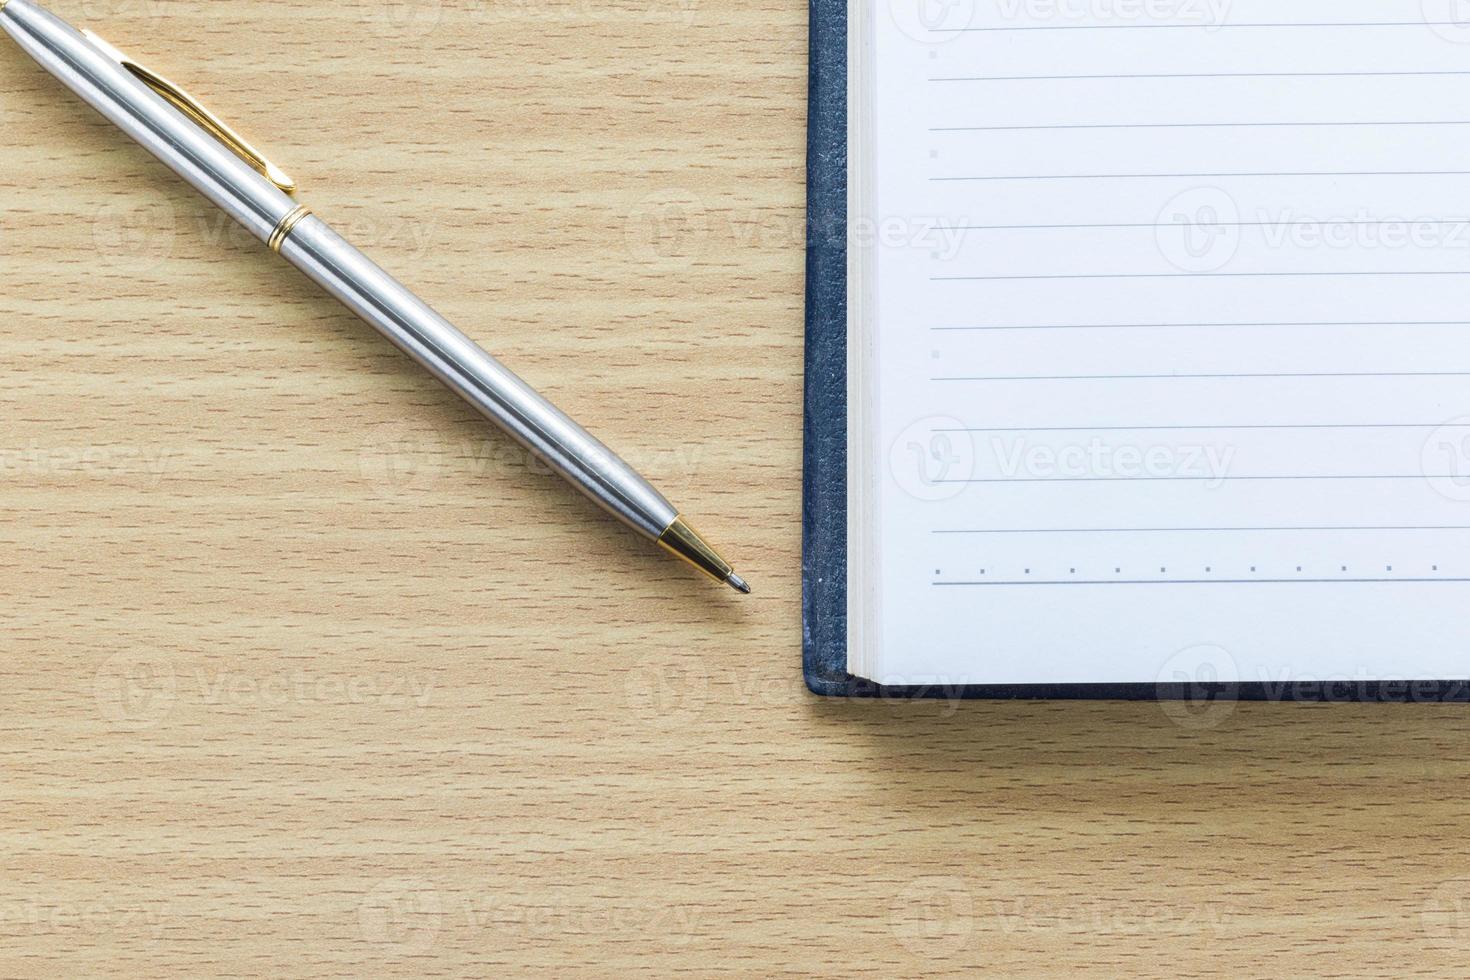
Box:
277;214;677;539
1;0;748;592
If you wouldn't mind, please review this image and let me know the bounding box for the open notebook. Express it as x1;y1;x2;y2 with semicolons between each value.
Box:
803;0;1470;698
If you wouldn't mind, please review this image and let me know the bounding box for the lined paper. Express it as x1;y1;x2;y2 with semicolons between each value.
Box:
857;0;1470;685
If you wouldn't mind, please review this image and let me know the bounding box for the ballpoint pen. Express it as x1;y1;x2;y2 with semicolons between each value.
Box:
0;0;750;594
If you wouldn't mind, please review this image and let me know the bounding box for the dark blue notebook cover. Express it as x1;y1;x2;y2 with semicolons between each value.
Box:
799;0;1469;702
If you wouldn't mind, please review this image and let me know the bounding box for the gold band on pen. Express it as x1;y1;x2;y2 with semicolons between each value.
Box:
268;204;312;253
658;516;733;583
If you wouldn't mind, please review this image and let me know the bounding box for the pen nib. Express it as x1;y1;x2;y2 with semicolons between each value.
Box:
657;515;749;595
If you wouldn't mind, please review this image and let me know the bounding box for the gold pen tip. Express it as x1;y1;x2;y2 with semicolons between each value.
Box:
658;515;747;594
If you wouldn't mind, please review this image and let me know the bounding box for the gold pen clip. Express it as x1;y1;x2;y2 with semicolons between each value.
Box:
82;29;297;195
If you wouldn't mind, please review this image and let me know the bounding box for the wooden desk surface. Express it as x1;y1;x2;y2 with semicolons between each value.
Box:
4;2;1470;976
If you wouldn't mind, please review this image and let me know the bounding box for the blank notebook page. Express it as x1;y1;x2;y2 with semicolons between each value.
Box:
855;0;1470;685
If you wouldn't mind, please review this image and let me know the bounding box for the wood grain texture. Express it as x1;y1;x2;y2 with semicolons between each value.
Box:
4;1;1470;976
